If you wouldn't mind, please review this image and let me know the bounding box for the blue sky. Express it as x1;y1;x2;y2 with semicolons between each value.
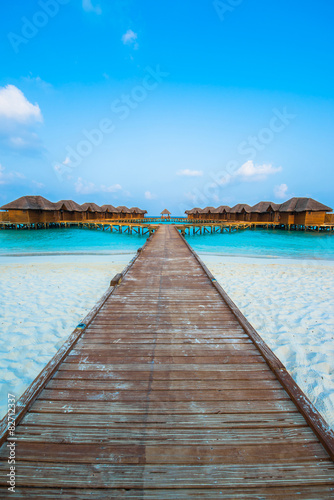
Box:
0;0;333;215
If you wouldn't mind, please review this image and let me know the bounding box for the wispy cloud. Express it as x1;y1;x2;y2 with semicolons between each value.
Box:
75;177;122;195
32;180;45;189
235;161;282;181
177;169;203;177
145;190;157;200
274;183;289;199
82;0;102;15
122;29;138;48
0;164;25;185
217;160;282;186
0;85;42;123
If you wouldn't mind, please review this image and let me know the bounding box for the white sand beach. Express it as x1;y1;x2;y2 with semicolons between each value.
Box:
0;255;129;419
201;254;334;429
0;253;333;429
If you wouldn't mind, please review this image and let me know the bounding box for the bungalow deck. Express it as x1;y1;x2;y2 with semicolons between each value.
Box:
0;224;333;498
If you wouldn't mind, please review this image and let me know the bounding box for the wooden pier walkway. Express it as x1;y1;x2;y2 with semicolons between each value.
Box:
0;225;334;498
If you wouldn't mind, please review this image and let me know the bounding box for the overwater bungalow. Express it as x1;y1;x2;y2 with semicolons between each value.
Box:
100;205;120;220
250;201;280;223
130;207;147;219
0;196;58;225
185;208;202;220
116;206;132;219
278;198;332;226
229;204;252;221
213;205;231;221
81;203;103;220
55;200;84;221
161;209;171;219
200;207;216;220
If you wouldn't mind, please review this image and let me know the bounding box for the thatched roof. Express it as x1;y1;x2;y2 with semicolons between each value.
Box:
251;201;280;213
0;196;56;211
55;200;83;212
186;207;202;215
130;207;147;214
100;204;119;213
116;206;131;214
213;205;230;214
161;209;171;215
201;207;216;214
279;198;332;213
81;203;102;212
230;203;252;213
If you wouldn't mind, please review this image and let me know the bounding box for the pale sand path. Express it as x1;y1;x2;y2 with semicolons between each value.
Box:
201;254;334;429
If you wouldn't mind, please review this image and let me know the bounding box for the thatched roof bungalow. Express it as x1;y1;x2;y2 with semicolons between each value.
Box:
130;207;147;219
100;204;120;220
185;207;202;219
213;205;230;221
0;196;58;224
250;201;280;222
116;206;131;219
199;207;216;220
81;203;103;220
229;204;252;221
55;200;84;221
161;209;171;218
278;198;332;226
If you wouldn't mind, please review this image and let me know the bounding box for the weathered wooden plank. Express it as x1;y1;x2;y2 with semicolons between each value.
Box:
1;463;333;488
66;354;264;364
0;442;328;465
2;486;334;499
30;399;298;414
54;368;278;381
20;412;306;428
46;378;282;391
37;388;289;402
57;362;272;373
13;425;316;445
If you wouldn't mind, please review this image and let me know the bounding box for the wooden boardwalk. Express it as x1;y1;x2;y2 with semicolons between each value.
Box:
0;224;334;498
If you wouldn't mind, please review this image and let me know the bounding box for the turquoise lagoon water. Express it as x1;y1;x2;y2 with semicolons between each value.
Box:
0;227;147;256
185;228;334;260
0;226;333;260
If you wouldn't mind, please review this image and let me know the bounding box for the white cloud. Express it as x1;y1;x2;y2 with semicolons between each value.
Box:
23;75;53;92
75;178;123;195
0;85;42;123
32;180;45;189
122;29;138;47
274;183;289;200
0;164;25;185
82;0;102;14
177;169;203;177
145;190;157;200
235;161;282;180
101;183;122;193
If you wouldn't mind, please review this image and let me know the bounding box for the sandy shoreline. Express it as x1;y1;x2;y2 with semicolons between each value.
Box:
0;255;129;419
201;254;334;428
0;252;333;428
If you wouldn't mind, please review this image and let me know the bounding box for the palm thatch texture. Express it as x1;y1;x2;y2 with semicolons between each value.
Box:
161;209;171;215
1;196;56;211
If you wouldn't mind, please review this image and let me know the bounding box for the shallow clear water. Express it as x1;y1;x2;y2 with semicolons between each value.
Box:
0;226;333;260
0;227;147;256
185;228;334;260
